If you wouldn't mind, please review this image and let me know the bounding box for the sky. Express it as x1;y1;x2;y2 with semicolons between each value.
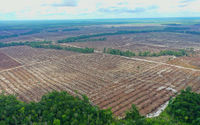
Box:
0;0;200;20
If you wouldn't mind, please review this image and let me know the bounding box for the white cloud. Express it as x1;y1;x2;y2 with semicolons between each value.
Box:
47;0;79;7
0;0;199;20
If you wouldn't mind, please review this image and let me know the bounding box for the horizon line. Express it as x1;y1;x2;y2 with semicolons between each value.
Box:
1;16;200;21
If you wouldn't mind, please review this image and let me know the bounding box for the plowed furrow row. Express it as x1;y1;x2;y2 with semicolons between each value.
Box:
51;62;102;90
112;84;162;116
94;81;142;105
90;78;139;101
19;67;49;94
140;92;173;115
36;64;90;95
26;66;62;92
101;83;155;111
9;69;37;101
0;79;14;95
1;71;33;101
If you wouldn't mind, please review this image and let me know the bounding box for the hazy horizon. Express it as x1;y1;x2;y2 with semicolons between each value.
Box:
1;0;200;20
1;17;200;22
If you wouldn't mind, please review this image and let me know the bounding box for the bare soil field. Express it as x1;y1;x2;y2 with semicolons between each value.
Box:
0;46;200;117
0;52;21;70
66;32;200;53
167;56;200;69
0;46;80;64
140;56;175;63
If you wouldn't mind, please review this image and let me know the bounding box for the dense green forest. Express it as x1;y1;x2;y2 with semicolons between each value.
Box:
0;88;199;125
0;41;51;48
104;48;136;57
31;44;94;53
104;48;188;57
168;88;200;124
0;91;113;125
138;49;188;57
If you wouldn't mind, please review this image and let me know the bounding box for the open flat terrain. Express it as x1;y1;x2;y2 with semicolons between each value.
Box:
0;46;200;117
0;19;200;118
66;32;200;53
0;52;21;70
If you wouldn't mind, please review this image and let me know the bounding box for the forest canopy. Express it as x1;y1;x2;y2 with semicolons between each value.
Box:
104;48;188;57
0;89;199;125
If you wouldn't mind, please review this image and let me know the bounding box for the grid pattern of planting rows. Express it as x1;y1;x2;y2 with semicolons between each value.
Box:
0;46;79;64
0;47;200;117
91;64;200;117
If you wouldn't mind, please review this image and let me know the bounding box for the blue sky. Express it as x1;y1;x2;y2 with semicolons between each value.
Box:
0;0;200;20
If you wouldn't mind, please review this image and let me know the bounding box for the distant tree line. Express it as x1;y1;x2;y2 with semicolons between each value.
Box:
75;38;107;42
1;26;199;41
62;28;80;32
104;48;188;57
163;24;182;26
0;41;94;54
163;27;190;31
163;29;200;35
47;30;59;32
32;44;94;53
0;29;41;40
0;41;51;48
57;30;163;43
58;35;108;43
0;34;19;40
59;37;106;43
47;28;80;33
19;29;41;36
103;48;136;57
138;49;188;57
57;27;200;43
0;28;80;40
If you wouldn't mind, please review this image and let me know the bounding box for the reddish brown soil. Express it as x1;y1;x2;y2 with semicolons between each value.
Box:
0;52;21;70
0;47;200;117
167;56;200;69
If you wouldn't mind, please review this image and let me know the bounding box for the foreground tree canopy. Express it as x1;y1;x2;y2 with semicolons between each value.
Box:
168;88;200;124
0;89;199;125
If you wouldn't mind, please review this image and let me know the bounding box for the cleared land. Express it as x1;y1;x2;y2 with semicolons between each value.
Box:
167;56;200;70
0;52;21;70
0;19;200;118
65;32;200;53
0;46;199;117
